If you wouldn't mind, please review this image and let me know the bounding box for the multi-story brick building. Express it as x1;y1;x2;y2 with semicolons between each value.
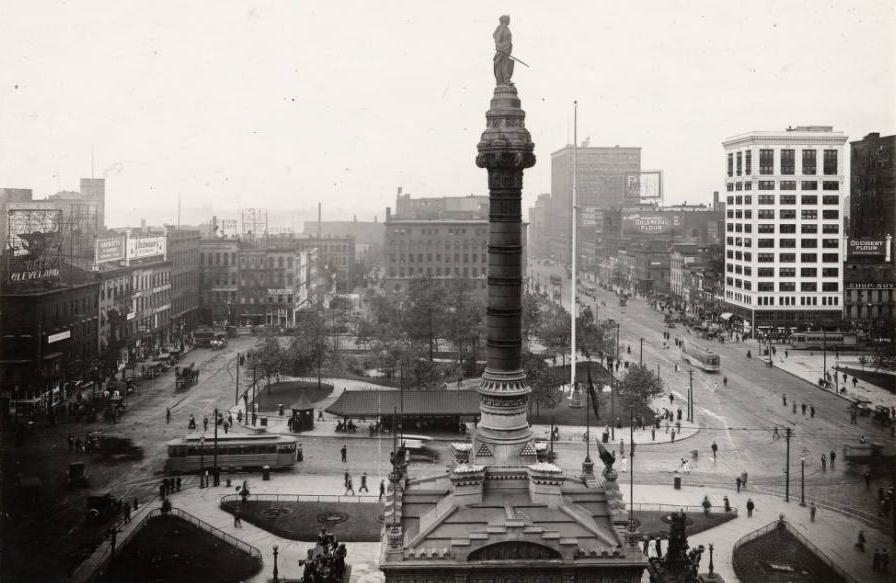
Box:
1;266;100;416
293;235;354;292
166;227;201;340
97;265;134;378
722;126;847;331
129;236;172;359
844;132;896;334
199;238;240;325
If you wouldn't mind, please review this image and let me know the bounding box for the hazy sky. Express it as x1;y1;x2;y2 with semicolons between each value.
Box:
2;1;894;227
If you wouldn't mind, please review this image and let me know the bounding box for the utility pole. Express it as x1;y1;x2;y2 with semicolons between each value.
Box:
688;370;694;422
628;407;635;534
252;367;257;420
213;407;219;486
235;352;240;405
570;101;578;402
785;427;792;503
639;337;643;366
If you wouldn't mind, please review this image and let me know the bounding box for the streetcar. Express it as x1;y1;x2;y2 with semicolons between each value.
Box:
165;433;299;473
789;331;857;350
681;341;721;372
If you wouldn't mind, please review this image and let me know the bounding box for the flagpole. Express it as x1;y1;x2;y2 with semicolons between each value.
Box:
570;101;578;401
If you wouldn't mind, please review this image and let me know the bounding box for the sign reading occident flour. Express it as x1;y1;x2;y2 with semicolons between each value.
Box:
848;239;885;259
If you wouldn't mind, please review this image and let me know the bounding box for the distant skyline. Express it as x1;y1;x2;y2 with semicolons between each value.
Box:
1;1;894;228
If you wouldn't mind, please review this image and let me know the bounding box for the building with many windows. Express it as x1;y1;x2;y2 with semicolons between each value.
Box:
166;227;201;341
549;144;641;263
199;239;240;325
722;126;847;330
844;132;896;333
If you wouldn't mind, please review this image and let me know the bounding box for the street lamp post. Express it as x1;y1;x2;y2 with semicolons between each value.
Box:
799;453;806;507
272;544;280;582
213;407;219;486
199;436;206;488
639;337;643;366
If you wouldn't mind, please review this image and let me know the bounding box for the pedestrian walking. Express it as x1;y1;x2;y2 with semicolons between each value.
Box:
792;402;797;414
864;470;872;489
359;473;369;493
702;495;711;515
345;477;355;496
723;496;731;512
123;504;131;523
203;416;209;431
166;408;171;423
340;444;347;463
233;508;242;528
785;350;789;358
773;426;780;440
830;450;836;468
810;405;815;418
736;477;742;492
746;498;755;517
188;414;196;430
801;403;807;415
223;421;229;434
782;393;788;406
228;412;233;426
676;408;682;421
379;480;385;501
344;471;349;487
654;537;662;558
651;428;655;441
856;530;866;552
670;430;676;443
810;502;817;522
711;441;718;460
852;376;858;387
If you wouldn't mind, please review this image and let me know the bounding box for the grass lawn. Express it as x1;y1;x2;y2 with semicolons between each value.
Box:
96;514;261;583
834;365;896;393
253;380;334;412
733;524;847;583
529;362;657;426
632;510;737;540
221;500;384;542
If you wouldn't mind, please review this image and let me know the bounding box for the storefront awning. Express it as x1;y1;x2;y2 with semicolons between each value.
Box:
327;389;480;418
720;313;733;320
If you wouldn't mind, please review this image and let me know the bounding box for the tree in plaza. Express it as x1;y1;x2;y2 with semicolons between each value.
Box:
523;349;560;417
539;303;571;365
405;276;448;361
615;364;663;410
521;290;543;349
246;336;285;394
287;304;330;389
443;279;485;374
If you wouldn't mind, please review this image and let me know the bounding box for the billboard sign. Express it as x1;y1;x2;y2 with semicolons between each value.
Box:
624;171;663;203
6;209;63;283
622;211;681;236
95;236;126;264
580;207;602;226
126;235;166;261
48;330;71;344
848;239;885;259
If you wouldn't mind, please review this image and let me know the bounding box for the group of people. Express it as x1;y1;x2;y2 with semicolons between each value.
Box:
298;529;348;583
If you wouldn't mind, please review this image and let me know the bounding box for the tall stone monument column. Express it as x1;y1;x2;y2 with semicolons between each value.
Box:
473;79;536;467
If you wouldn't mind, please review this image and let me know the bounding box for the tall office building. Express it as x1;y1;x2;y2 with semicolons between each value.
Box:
844;132;896;330
548;144;640;262
722;127;847;330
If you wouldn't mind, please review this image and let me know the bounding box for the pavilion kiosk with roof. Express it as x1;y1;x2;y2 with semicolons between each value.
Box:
288;394;316;432
378;17;647;583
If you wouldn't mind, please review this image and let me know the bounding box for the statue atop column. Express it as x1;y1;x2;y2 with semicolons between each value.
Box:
493;15;514;86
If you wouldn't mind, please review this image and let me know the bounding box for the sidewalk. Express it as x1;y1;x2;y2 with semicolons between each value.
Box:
771;351;896;409
625;482;892;583
85;471;892;583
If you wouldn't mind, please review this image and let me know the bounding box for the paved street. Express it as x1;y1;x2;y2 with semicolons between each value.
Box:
529;263;895;521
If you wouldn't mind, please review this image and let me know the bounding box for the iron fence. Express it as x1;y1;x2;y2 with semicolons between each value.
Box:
732;519;859;583
220;492;383;506
629;502;738;517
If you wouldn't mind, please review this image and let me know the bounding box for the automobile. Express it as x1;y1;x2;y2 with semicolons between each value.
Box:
872;405;893;426
86;492;122;522
851;399;873;417
68;462;88;488
665;322;676;329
